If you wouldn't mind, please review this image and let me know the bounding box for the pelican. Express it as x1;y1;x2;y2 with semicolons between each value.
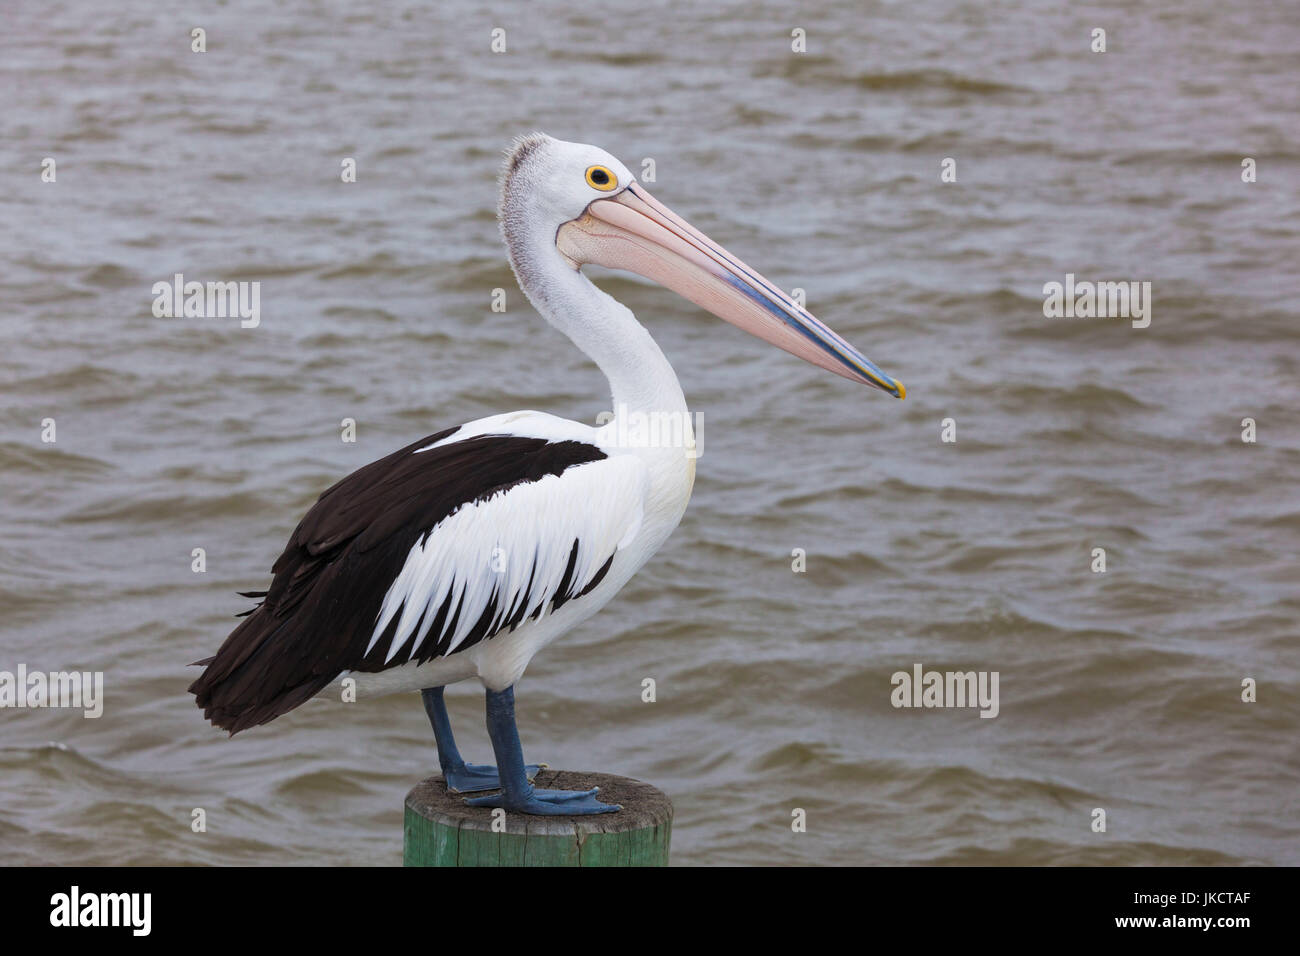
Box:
190;133;904;815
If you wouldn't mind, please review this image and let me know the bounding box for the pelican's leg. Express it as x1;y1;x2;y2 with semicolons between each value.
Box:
421;686;542;793
465;685;621;815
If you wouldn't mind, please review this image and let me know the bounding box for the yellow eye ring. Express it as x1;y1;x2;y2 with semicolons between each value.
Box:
585;165;618;191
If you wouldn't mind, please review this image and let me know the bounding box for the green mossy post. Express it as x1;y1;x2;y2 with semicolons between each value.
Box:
404;770;672;866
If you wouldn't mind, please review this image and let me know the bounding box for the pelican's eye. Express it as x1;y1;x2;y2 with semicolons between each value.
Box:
585;165;617;191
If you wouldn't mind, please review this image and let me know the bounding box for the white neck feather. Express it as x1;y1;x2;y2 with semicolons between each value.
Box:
505;226;688;419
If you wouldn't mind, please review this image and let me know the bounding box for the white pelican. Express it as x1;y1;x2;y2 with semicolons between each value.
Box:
190;133;904;815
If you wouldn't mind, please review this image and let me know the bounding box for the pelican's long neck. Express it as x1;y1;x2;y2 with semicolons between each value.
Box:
509;239;688;419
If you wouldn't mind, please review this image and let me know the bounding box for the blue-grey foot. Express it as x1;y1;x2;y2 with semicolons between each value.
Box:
422;687;544;793
443;762;545;794
472;685;619;814
465;786;622;815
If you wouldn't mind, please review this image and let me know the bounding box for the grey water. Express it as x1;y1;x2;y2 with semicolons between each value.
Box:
1;0;1298;864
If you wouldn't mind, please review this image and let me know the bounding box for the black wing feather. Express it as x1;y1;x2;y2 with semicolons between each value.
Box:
189;427;609;734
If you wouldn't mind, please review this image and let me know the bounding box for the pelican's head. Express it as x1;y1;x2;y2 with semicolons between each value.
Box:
499;133;904;399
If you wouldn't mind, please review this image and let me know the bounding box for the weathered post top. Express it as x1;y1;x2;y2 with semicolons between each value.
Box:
404;770;673;867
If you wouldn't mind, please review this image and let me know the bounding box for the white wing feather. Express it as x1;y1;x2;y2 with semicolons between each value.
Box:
366;454;647;664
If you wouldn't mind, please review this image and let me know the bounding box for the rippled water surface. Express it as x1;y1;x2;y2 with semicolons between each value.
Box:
2;0;1298;865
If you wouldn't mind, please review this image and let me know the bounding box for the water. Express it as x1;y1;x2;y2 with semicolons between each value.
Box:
2;0;1298;865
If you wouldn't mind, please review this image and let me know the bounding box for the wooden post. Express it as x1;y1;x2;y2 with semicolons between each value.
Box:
404;770;672;866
